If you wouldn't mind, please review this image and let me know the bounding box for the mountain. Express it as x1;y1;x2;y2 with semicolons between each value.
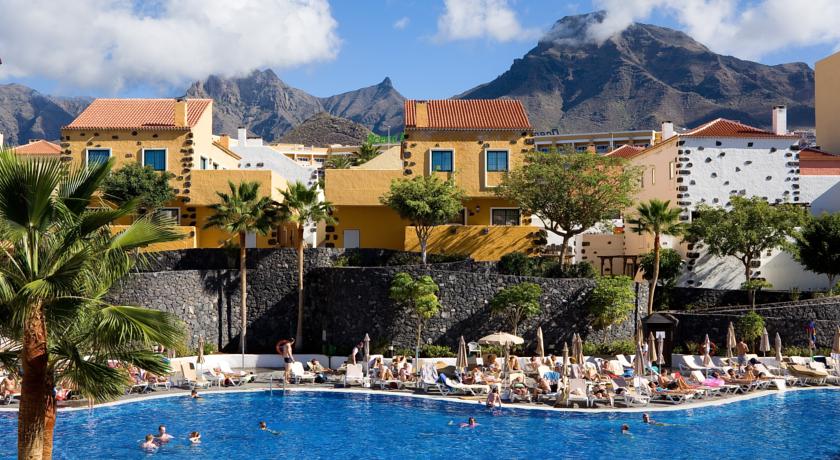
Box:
320;77;405;134
186;69;323;142
186;70;405;142
458;12;815;131
279;112;371;146
0;84;91;145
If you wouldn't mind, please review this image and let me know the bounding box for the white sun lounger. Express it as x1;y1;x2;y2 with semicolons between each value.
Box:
180;362;211;389
342;364;366;387
611;377;649;407
289;362;317;384
440;374;489;396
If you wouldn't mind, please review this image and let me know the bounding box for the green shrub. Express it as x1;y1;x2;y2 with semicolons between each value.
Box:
782;346;830;356
498;252;532;276
420;344;455;358
587;276;636;329
543;261;596;279
393;347;414;357
202;342;216;356
579;339;636;357
789;287;801;302
737;311;765;345
332;256;349;267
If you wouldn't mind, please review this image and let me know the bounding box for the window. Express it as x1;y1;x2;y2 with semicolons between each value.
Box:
491;208;520;226
431;150;453;172
213;163;219;170
639;171;645;189
143;149;166;171
669;161;675;179
155;208;180;224
448;208;467;225
575;145;587;152
596;145;609;153
200;157;208;170
486;150;509;172
86;149;110;166
650;167;656;185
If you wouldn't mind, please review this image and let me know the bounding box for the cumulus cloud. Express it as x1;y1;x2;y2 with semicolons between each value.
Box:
434;0;538;42
0;0;340;92
393;16;410;30
585;0;840;61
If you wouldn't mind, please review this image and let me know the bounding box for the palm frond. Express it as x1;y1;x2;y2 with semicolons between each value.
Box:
108;215;184;252
58;157;113;215
92;305;184;350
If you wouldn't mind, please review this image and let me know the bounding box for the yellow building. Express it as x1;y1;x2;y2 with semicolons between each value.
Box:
816;51;840;153
60;98;289;250
325;99;545;261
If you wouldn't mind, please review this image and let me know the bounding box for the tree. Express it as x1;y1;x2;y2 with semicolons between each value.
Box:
355;140;380;165
496;150;639;267
389;273;441;365
101;163;175;212
687;196;806;308
276;181;335;349
587;276;636;329
497;252;532;276
795;212;840;287
639;248;684;285
0;152;184;459
628;199;685;315
737;310;765;350
204;181;277;366
325;154;354;169
489;283;542;336
380;175;465;264
741;279;773;309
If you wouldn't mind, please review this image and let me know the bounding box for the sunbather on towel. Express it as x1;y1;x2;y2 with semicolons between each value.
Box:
506;355;521;372
532;376;552;398
510;376;528;397
1;376;18;399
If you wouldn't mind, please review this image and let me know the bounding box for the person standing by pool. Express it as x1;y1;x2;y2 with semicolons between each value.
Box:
350;341;363;365
736;339;749;368
486;386;502;409
156;425;173;444
276;338;295;383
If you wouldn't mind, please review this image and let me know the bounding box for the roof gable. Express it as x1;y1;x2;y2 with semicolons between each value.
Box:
13;140;62;155
682;118;798;139
404;99;531;131
65;98;211;130
605;144;644;159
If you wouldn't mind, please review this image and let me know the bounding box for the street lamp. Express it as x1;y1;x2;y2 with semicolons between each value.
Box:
385;124;391;145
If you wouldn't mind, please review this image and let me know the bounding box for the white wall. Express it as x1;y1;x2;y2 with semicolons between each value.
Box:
801;175;840;215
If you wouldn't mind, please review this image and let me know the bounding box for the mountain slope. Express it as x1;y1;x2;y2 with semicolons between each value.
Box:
185;69;323;142
320;77;405;134
458;12;814;131
0;84;90;144
279;112;370;146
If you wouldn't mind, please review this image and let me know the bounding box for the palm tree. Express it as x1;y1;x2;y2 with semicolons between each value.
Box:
628;199;684;315
355;140;380;165
0;151;184;459
204;181;276;367
325;154;354;169
276;181;335;349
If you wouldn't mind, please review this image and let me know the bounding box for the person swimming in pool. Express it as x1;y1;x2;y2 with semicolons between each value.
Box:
642;413;668;426
486;387;502;409
141;434;158;451
621;424;631;435
156;424;173;444
188;431;201;444
190;389;202;399
259;421;281;435
459;417;478;428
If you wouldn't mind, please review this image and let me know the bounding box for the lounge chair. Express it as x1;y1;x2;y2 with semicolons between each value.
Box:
563;378;590;407
505;372;531;403
218;362;256;384
180;362;211;390
127;370;149;394
342;364;366;387
679;355;712;374
610;377;650;407
689;370;738;395
808;362;840;385
615;354;634;370
203;367;227;387
440;374;490;396
788;364;828;385
289;362;316;384
420;365;446;394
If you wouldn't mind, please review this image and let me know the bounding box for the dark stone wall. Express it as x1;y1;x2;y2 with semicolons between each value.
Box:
110;249;647;354
669;287;798;309
670;296;840;349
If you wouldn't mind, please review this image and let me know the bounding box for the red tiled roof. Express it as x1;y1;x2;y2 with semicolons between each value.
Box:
13;140;62;156
800;147;840;176
605;144;644;159
682;118;798;139
404;99;531;130
65;98;212;130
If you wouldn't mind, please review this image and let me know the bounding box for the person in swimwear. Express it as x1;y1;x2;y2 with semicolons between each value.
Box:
642;412;668;426
486;386;502;409
141;434;158;451
276;338;295;383
621;424;631;435
190;389;202;399
156;424;173;444
188;432;201;444
459;417;478;428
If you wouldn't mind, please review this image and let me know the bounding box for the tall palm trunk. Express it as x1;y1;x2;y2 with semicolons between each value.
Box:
19;301;51;460
239;232;247;369
294;224;305;348
647;233;661;315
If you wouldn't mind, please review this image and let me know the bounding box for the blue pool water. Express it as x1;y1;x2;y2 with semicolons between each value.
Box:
0;389;838;459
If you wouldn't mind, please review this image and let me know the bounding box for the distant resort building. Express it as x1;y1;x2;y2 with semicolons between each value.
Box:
532;128;661;154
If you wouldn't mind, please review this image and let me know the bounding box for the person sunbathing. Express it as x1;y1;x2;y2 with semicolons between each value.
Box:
532;376;552;398
398;366;414;382
2;376;18;401
591;383;613;406
308;359;332;375
485;354;500;373
506;355;522;372
379;363;395;381
525;357;541;374
510;376;529;397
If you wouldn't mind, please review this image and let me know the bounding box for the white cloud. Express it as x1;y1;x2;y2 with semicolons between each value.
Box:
586;0;840;61
0;0;340;92
434;0;538;43
393;16;410;30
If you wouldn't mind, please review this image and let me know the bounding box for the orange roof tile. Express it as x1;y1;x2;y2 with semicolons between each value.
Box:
800;147;840;176
65;98;211;130
404;99;530;130
682;118;798;139
13;140;62;156
605;144;644;159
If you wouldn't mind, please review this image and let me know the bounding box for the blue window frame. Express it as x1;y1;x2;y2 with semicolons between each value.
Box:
486;150;509;172
86;149;110;166
431;150;453;172
143;149;166;171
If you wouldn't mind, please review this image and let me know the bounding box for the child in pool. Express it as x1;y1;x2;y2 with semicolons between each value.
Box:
140;434;158;451
259;421;281;435
188;432;201;444
459;417;478;428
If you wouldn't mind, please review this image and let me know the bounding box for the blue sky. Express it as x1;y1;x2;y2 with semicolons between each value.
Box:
1;0;837;99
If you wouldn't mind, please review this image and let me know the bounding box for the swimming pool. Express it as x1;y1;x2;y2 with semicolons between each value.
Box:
0;389;838;459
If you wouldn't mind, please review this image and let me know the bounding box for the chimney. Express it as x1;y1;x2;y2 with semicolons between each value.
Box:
174;98;188;127
237;127;248;147
218;134;230;149
772;105;787;135
661;120;675;140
